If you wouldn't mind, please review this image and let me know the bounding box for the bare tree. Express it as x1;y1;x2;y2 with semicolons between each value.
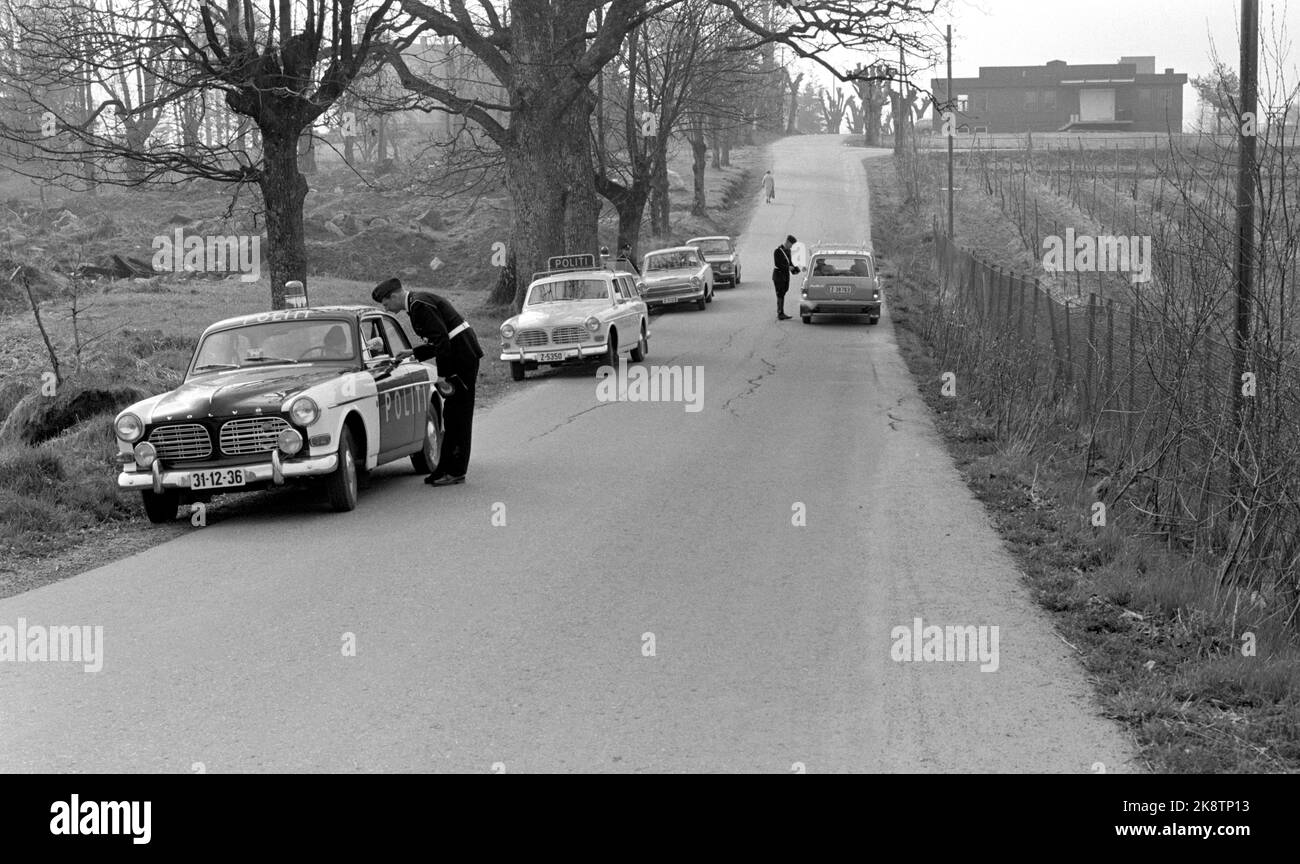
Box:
0;0;397;308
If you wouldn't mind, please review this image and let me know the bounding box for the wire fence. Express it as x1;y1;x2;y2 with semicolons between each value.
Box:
927;223;1300;607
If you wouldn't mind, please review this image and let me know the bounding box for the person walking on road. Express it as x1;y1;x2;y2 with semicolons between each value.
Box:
761;170;775;203
772;235;800;321
371;277;484;487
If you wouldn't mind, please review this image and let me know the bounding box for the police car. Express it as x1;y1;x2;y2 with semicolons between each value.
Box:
499;254;650;381
112;305;445;522
799;246;884;324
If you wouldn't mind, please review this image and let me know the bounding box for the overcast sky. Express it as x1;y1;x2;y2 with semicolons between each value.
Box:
809;0;1300;129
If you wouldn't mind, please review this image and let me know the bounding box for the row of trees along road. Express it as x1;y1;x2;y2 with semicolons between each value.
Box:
0;0;940;310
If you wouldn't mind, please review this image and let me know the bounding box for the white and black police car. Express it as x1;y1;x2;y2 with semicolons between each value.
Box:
113;304;445;522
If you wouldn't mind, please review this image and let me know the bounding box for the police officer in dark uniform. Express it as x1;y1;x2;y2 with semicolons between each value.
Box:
772;234;800;321
371;277;484;486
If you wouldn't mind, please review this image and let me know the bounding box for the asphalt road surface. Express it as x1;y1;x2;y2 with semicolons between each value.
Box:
0;136;1137;773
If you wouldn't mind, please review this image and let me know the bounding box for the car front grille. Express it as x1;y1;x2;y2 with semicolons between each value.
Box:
550;326;588;344
516;329;548;347
148;424;212;460
220;417;291;455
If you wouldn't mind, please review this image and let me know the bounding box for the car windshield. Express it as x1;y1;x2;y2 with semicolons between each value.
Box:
528;279;610;304
692;240;732;254
645;252;696;271
191;319;356;373
809;256;873;277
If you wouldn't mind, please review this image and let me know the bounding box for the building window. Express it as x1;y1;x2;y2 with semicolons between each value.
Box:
956;95;969;112
1025;89;1039;112
1043;89;1057;112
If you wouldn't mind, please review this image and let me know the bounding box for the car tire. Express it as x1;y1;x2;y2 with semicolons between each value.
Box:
410;402;443;474
696;294;706;310
325;427;359;512
605;330;619;367
510;361;525;381
735;269;741;286
630;323;647;362
801;315;812;324
706;285;713;303
141;489;179;524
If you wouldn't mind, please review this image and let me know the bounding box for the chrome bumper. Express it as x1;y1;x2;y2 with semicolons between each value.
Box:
500;344;607;362
118;452;340;493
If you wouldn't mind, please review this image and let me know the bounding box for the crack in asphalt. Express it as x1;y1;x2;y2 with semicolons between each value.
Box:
723;357;777;417
526;402;608;443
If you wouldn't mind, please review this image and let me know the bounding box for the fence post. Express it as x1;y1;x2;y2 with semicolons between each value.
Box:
1129;293;1138;447
1085;293;1097;423
1063;299;1075;397
1105;297;1115;440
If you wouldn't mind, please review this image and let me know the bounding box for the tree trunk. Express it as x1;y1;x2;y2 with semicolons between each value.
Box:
690;125;707;217
259;129;309;309
720;133;731;167
298;130;317;174
490;101;600;309
649;146;670;238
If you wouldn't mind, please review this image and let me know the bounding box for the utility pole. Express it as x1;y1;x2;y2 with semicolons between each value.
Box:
947;24;954;239
894;38;905;155
1233;0;1257;425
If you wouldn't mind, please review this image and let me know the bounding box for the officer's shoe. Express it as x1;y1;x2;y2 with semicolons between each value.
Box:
428;473;466;487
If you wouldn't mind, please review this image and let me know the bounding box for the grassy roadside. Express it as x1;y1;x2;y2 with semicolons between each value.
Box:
0;139;766;598
867;152;1300;773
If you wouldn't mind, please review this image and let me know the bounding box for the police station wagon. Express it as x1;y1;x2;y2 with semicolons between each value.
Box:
799;246;883;324
112;305;444;522
499;255;650;381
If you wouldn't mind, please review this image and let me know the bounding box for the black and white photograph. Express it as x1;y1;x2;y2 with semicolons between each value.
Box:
0;0;1295;826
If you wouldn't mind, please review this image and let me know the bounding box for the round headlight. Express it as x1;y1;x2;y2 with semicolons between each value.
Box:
289;397;319;426
691;275;702;286
115;412;144;443
501;323;516;340
277;427;303;456
133;441;157;468
584;316;600;332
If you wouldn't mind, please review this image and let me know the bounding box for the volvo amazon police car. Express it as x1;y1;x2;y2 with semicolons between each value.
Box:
499;254;651;381
112;305;444;522
799;246;884;325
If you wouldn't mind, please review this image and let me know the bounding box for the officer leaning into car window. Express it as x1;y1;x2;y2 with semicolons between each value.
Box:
371;277;484;487
772;234;800;321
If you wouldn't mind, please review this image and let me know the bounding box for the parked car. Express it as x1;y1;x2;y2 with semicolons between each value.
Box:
799;246;884;324
112;305;444;522
640;246;714;311
499;263;650;381
685;235;740;287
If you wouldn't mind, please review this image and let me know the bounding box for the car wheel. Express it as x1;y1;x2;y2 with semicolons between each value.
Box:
696;294;706;310
140;489;179;524
325;427;359;512
735;269;741;286
410;402;443;474
510;361;525;381
706;284;713;303
605;330;619;366
801;315;812;324
630;323;647;362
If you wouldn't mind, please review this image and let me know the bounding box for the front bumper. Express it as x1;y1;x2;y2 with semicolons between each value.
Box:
500;343;608;364
644;285;706;307
800;298;882;316
118;451;340;493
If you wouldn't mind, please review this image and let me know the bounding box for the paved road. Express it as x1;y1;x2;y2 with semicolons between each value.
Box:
0;136;1137;773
